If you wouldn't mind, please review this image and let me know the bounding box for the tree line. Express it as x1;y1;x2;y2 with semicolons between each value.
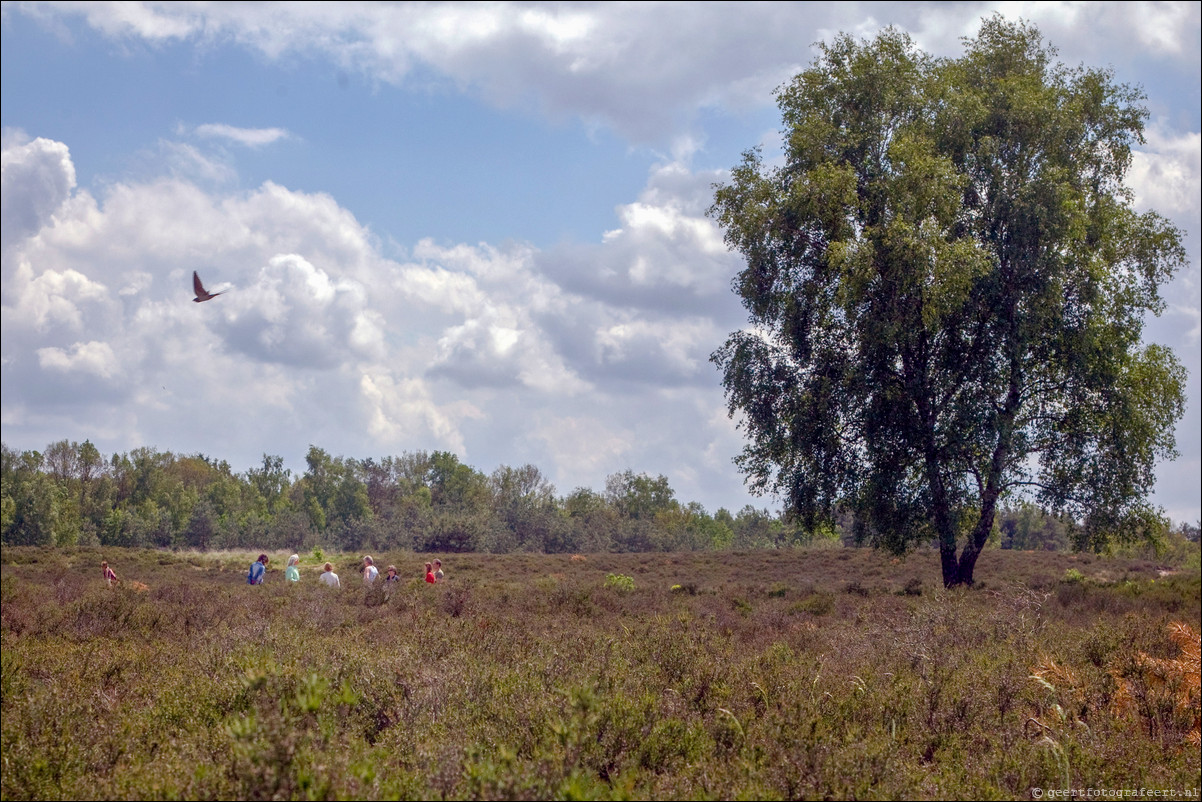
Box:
0;440;805;553
8;439;1185;555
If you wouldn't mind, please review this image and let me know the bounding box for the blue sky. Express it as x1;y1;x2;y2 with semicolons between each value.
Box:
2;2;1199;524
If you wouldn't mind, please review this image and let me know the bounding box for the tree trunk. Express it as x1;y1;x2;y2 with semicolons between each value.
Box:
925;453;961;588
951;334;1022;587
953;493;1000;586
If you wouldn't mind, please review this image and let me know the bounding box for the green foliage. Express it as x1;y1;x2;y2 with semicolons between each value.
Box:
603;573;635;592
4;442;795;557
710;17;1187;588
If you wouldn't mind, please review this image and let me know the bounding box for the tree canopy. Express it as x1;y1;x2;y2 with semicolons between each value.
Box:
710;17;1187;586
1;439;817;553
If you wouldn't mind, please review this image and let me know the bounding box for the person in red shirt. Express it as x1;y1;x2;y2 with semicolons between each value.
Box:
425;562;435;583
101;561;119;586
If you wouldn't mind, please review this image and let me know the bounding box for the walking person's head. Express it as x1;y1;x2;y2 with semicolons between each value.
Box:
287;554;299;567
323;562;333;572
258;554;269;565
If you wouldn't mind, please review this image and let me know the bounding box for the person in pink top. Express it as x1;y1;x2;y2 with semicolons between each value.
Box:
101;561;119;586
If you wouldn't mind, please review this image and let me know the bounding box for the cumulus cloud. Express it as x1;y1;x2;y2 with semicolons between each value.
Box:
990;1;1200;59
215;253;382;368
397;240;591;394
531;415;636;485
4;263;110;332
539;161;740;314
1;134;76;251
17;2;1197;145
1;134;756;506
36;340;119;379
4;2;1196;518
1129;127;1202;221
359;370;479;454
1128;125;1202;346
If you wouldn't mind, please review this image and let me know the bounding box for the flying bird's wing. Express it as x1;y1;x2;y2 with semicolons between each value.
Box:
193;271;225;302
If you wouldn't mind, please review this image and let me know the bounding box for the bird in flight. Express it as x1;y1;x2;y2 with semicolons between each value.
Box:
192;271;225;303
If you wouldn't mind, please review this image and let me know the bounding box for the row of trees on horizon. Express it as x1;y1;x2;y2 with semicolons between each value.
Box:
2;439;1195;555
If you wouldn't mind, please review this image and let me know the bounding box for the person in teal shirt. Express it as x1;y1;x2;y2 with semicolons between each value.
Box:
285;554;300;582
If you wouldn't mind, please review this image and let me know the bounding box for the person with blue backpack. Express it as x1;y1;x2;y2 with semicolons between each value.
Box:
248;554;268;585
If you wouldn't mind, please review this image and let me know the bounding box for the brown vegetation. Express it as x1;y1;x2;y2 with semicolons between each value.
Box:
2;545;1199;799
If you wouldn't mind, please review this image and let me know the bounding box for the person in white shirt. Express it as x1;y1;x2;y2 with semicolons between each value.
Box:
362;555;379;585
319;562;340;587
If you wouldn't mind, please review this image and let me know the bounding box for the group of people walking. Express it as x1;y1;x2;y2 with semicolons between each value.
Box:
244;553;445;587
100;554;448;589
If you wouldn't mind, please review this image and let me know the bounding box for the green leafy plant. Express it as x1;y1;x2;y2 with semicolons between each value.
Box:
603;573;635;592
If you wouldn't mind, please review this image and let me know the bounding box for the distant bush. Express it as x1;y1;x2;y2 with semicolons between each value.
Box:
793;592;834;616
603;573;635;592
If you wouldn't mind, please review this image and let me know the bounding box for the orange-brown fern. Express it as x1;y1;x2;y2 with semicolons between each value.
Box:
1110;622;1201;746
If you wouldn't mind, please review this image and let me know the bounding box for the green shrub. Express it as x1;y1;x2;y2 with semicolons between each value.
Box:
603;573;635;592
792;592;834;616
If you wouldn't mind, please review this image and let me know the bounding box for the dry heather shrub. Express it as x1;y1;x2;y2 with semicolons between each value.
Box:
1111;621;1201;746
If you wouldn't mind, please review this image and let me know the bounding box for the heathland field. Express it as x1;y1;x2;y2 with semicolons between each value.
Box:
1;546;1199;800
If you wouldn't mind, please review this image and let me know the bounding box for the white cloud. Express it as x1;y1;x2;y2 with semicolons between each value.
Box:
36;340;119;379
359;370;479;454
595;315;717;383
215;253;382;368
4;0;1198;518
193;123;291;147
991;1;1199;58
1;134;76;251
1128;125;1202;347
542;159;741;316
158;141;238;184
58;0;200;41
1;135;754;505
4;262;110;332
1129;127;1202;221
531;415;635;486
24;2;1195;146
